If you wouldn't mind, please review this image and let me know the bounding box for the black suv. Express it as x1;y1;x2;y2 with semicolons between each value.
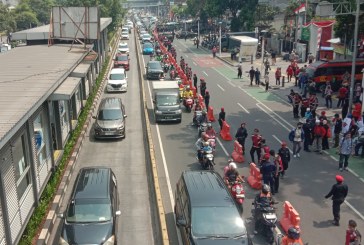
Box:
146;60;164;80
59;167;120;244
175;171;252;245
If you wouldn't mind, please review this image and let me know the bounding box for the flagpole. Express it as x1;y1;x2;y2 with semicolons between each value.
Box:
304;0;308;24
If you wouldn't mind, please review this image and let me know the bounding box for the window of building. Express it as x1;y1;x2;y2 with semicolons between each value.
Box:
13;135;31;199
59;100;70;143
34;111;49;166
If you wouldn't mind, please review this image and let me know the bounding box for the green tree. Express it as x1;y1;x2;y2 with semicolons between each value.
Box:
17;0;54;25
232;0;258;31
14;2;39;30
255;4;280;30
0;3;17;33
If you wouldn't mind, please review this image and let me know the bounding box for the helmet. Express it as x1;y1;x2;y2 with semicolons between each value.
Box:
186;85;190;90
201;132;207;138
287;227;300;240
200;77;205;81
262;184;270;194
263;153;270;160
207;123;212;128
229;162;237;169
203;141;209;146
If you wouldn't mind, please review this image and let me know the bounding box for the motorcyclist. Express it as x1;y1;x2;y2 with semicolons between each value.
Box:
235;122;248;152
224;162;244;187
195;133;209;161
197;110;208;125
260;153;276;195
281;227;302;245
205;123;216;138
182;86;194;108
200;78;207;97
254;184;276;234
192;104;202;125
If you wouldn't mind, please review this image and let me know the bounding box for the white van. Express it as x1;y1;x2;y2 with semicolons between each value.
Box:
107;68;128;92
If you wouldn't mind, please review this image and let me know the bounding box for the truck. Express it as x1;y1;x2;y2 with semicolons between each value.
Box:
230;36;259;62
152;80;182;123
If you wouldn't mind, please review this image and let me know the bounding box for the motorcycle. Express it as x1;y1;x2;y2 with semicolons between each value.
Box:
183;97;194;112
198;122;208;137
229;180;245;214
170;69;176;80
252;200;278;244
200;149;215;170
163;64;169;73
276;233;306;245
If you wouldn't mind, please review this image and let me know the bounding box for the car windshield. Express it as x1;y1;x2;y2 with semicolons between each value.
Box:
119;44;128;49
144;43;153;49
98;109;123;120
122;31;128;35
66;198;112;223
143;34;151;39
110;73;125;80
156;94;178;106
191;207;246;238
116;55;128;61
148;62;161;69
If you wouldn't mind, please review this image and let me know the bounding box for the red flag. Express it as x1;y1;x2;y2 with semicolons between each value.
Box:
294;3;306;14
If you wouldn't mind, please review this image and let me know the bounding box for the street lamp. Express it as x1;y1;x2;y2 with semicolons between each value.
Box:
219;22;222;57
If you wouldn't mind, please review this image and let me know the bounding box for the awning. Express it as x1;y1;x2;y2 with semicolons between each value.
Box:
49;77;81;101
70;63;91;78
326;38;341;44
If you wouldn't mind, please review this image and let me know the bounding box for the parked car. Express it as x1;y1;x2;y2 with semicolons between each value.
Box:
142;42;154;55
175;171;252;245
114;53;130;70
118;42;129;55
146;60;164;80
93;97;127;139
59;167;121;245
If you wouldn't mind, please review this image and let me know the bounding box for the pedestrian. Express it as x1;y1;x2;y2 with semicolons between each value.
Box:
260;153;277;195
204;90;210;110
319;110;328;122
294;65;300;86
199;78;206;97
324;84;333;109
218;107;225;131
249;66;255;86
309;93;318;118
345;220;362;245
289;122;304;158
193;73;198;89
303;119;313;152
270;149;282;193
354;83;363;103
337;86;348;108
286;65;293;82
342;99;350;119
278;141;290;177
250;128;262;163
292;93;302;118
338;132;353;171
265;72;269;92
308;52;315;64
322;120;331;150
212;46;217;58
300;96;309;118
325;175;348;226
354;131;364;158
271;50;276;66
237;62;243;79
235;123;248;153
255;68;261;85
313;119;325;154
275;68;281;85
352;102;362;121
264;59;271;75
332;113;343;148
196;38;199;49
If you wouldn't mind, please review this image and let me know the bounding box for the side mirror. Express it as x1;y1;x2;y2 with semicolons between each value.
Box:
115;210;121;216
92;115;96;119
176;218;187;227
124;115;127;118
57;213;64;219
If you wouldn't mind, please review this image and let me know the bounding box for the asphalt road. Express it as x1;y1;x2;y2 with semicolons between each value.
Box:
142;39;364;245
50;31;155;244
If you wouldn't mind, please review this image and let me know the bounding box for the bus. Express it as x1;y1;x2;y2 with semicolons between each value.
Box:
306;59;364;90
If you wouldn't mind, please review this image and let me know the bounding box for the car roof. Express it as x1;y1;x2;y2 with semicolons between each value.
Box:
73;167;112;200
99;97;123;109
119;42;128;45
116;53;128;57
182;171;235;207
110;68;125;74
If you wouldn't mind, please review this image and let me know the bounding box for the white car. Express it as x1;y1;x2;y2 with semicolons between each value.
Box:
118;42;129;54
141;33;151;43
121;31;129;40
107;68;128;92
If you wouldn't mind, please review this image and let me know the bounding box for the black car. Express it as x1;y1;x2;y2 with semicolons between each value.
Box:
176;31;197;39
175;171;252;245
59;167;120;245
146;60;164;80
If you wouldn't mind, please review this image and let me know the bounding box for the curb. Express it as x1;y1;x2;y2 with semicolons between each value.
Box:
36;30;121;245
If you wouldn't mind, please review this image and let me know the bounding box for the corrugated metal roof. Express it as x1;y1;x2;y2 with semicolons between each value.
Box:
70;63;91;77
48;77;81;101
0;44;88;149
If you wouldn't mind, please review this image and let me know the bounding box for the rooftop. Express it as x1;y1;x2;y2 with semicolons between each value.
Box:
0;44;89;149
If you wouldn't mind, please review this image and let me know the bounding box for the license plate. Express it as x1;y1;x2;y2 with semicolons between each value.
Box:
236;194;245;198
104;131;115;135
165;116;173;119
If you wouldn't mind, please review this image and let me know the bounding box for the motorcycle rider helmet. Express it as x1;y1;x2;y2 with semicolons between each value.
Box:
200;77;205;82
262;184;270;194
281;141;287;147
201;132;208;140
228;162;237;169
287;227;300;240
203;141;209;146
207;123;212;128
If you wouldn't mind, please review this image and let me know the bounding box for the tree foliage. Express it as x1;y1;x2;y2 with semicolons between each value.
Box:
0;3;17;33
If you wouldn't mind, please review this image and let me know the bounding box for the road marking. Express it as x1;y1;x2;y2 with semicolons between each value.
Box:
192;61;197;66
216;137;229;157
256;101;294;130
217;84;225;91
203;71;208;76
330;155;338;161
344;200;364;221
185;54;189;58
237;103;250;114
256;103;291;132
227;80;237;87
272;135;293;154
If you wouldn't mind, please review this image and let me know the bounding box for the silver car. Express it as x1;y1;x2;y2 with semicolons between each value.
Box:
93;97;127;139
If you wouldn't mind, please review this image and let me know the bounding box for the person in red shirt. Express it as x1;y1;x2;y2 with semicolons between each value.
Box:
346;220;361;245
275;68;282;85
309;94;319;118
250;128;262;163
286;65;293;82
337;86;348;108
313;120;325;154
352;102;362;121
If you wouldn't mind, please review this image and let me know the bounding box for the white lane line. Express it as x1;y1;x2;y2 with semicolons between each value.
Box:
185;54;189;58
237;103;250;114
330;155;338;161
360;178;364;183
344;200;364;221
217;84;225;91
216;137;229;157
203;71;208;76
227;80;237;87
256;103;291;132
272;135;293;154
193;62;197;66
256;101;294;130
